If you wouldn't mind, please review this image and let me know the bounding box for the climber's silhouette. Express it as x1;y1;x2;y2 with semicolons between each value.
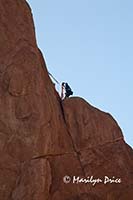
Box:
61;82;73;99
48;72;73;99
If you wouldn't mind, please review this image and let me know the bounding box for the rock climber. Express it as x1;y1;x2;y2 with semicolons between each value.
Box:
61;82;73;99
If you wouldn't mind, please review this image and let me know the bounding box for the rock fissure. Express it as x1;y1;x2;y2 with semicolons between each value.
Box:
31;152;75;160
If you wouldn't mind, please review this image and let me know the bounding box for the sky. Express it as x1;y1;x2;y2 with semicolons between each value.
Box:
27;0;133;147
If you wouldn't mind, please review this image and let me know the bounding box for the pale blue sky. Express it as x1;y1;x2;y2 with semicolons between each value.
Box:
27;0;133;147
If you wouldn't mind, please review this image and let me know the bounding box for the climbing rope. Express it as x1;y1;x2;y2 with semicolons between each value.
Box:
48;71;60;85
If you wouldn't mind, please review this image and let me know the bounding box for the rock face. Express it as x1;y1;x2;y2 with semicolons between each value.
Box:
0;0;132;199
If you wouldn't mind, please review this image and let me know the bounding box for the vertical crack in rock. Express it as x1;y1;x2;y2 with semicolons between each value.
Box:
57;99;86;176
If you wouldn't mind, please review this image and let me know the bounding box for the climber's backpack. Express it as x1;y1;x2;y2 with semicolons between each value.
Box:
65;83;73;96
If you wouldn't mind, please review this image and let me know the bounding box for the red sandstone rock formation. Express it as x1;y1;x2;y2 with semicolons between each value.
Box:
0;0;132;199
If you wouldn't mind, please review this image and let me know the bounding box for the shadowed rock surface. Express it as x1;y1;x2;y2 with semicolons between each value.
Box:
0;0;132;199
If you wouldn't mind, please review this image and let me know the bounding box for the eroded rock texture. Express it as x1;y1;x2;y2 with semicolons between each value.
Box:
0;0;132;199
